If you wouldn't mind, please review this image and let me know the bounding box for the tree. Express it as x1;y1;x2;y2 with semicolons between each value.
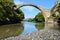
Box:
0;0;24;24
34;12;45;22
28;18;34;22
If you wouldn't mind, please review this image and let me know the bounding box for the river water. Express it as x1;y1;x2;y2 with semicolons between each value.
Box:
0;22;60;39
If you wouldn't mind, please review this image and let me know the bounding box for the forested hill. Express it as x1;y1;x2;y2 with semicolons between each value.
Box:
0;0;24;25
33;12;45;22
27;12;45;22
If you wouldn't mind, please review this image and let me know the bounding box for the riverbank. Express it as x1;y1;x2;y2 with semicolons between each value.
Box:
3;28;60;40
0;21;21;25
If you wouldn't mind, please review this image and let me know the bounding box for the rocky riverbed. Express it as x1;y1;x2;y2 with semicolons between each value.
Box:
2;28;60;40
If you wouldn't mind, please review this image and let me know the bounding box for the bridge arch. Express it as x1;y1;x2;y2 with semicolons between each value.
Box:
13;3;51;22
13;3;44;12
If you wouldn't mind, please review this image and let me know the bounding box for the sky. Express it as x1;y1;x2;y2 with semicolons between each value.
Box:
14;0;58;19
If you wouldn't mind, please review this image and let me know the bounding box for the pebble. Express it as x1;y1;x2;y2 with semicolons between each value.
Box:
2;29;60;40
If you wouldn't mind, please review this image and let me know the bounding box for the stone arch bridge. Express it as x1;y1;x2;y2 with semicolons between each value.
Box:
13;3;54;23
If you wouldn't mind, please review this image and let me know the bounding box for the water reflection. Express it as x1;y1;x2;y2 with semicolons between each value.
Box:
22;22;38;35
0;23;24;39
0;22;45;39
22;22;45;35
35;22;44;30
0;22;59;39
44;22;59;29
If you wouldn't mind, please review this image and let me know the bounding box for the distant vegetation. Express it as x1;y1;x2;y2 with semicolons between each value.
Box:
27;18;35;22
0;0;24;25
27;12;45;22
34;12;45;22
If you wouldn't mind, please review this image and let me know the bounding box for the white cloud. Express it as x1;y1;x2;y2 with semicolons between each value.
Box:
14;0;35;12
22;6;35;12
14;0;24;4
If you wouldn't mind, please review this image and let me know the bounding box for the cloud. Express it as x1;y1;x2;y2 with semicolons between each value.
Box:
14;0;35;12
14;0;24;4
22;6;35;12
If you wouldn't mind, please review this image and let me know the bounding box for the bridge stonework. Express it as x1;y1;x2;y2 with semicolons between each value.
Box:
13;1;60;23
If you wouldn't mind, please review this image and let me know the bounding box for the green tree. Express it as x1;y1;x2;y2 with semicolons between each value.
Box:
0;0;24;24
34;12;45;22
28;18;34;22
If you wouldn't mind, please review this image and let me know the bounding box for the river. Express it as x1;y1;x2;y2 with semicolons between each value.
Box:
0;22;60;39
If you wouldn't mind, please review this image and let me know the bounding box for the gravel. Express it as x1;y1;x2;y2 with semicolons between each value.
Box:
2;28;60;40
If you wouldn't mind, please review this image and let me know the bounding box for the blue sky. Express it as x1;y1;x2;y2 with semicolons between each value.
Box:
14;0;58;19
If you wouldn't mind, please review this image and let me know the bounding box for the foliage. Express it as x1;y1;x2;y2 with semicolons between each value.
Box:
52;3;60;23
34;12;45;22
52;11;59;17
57;3;60;18
57;3;60;13
27;18;34;22
27;12;45;22
0;0;24;24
